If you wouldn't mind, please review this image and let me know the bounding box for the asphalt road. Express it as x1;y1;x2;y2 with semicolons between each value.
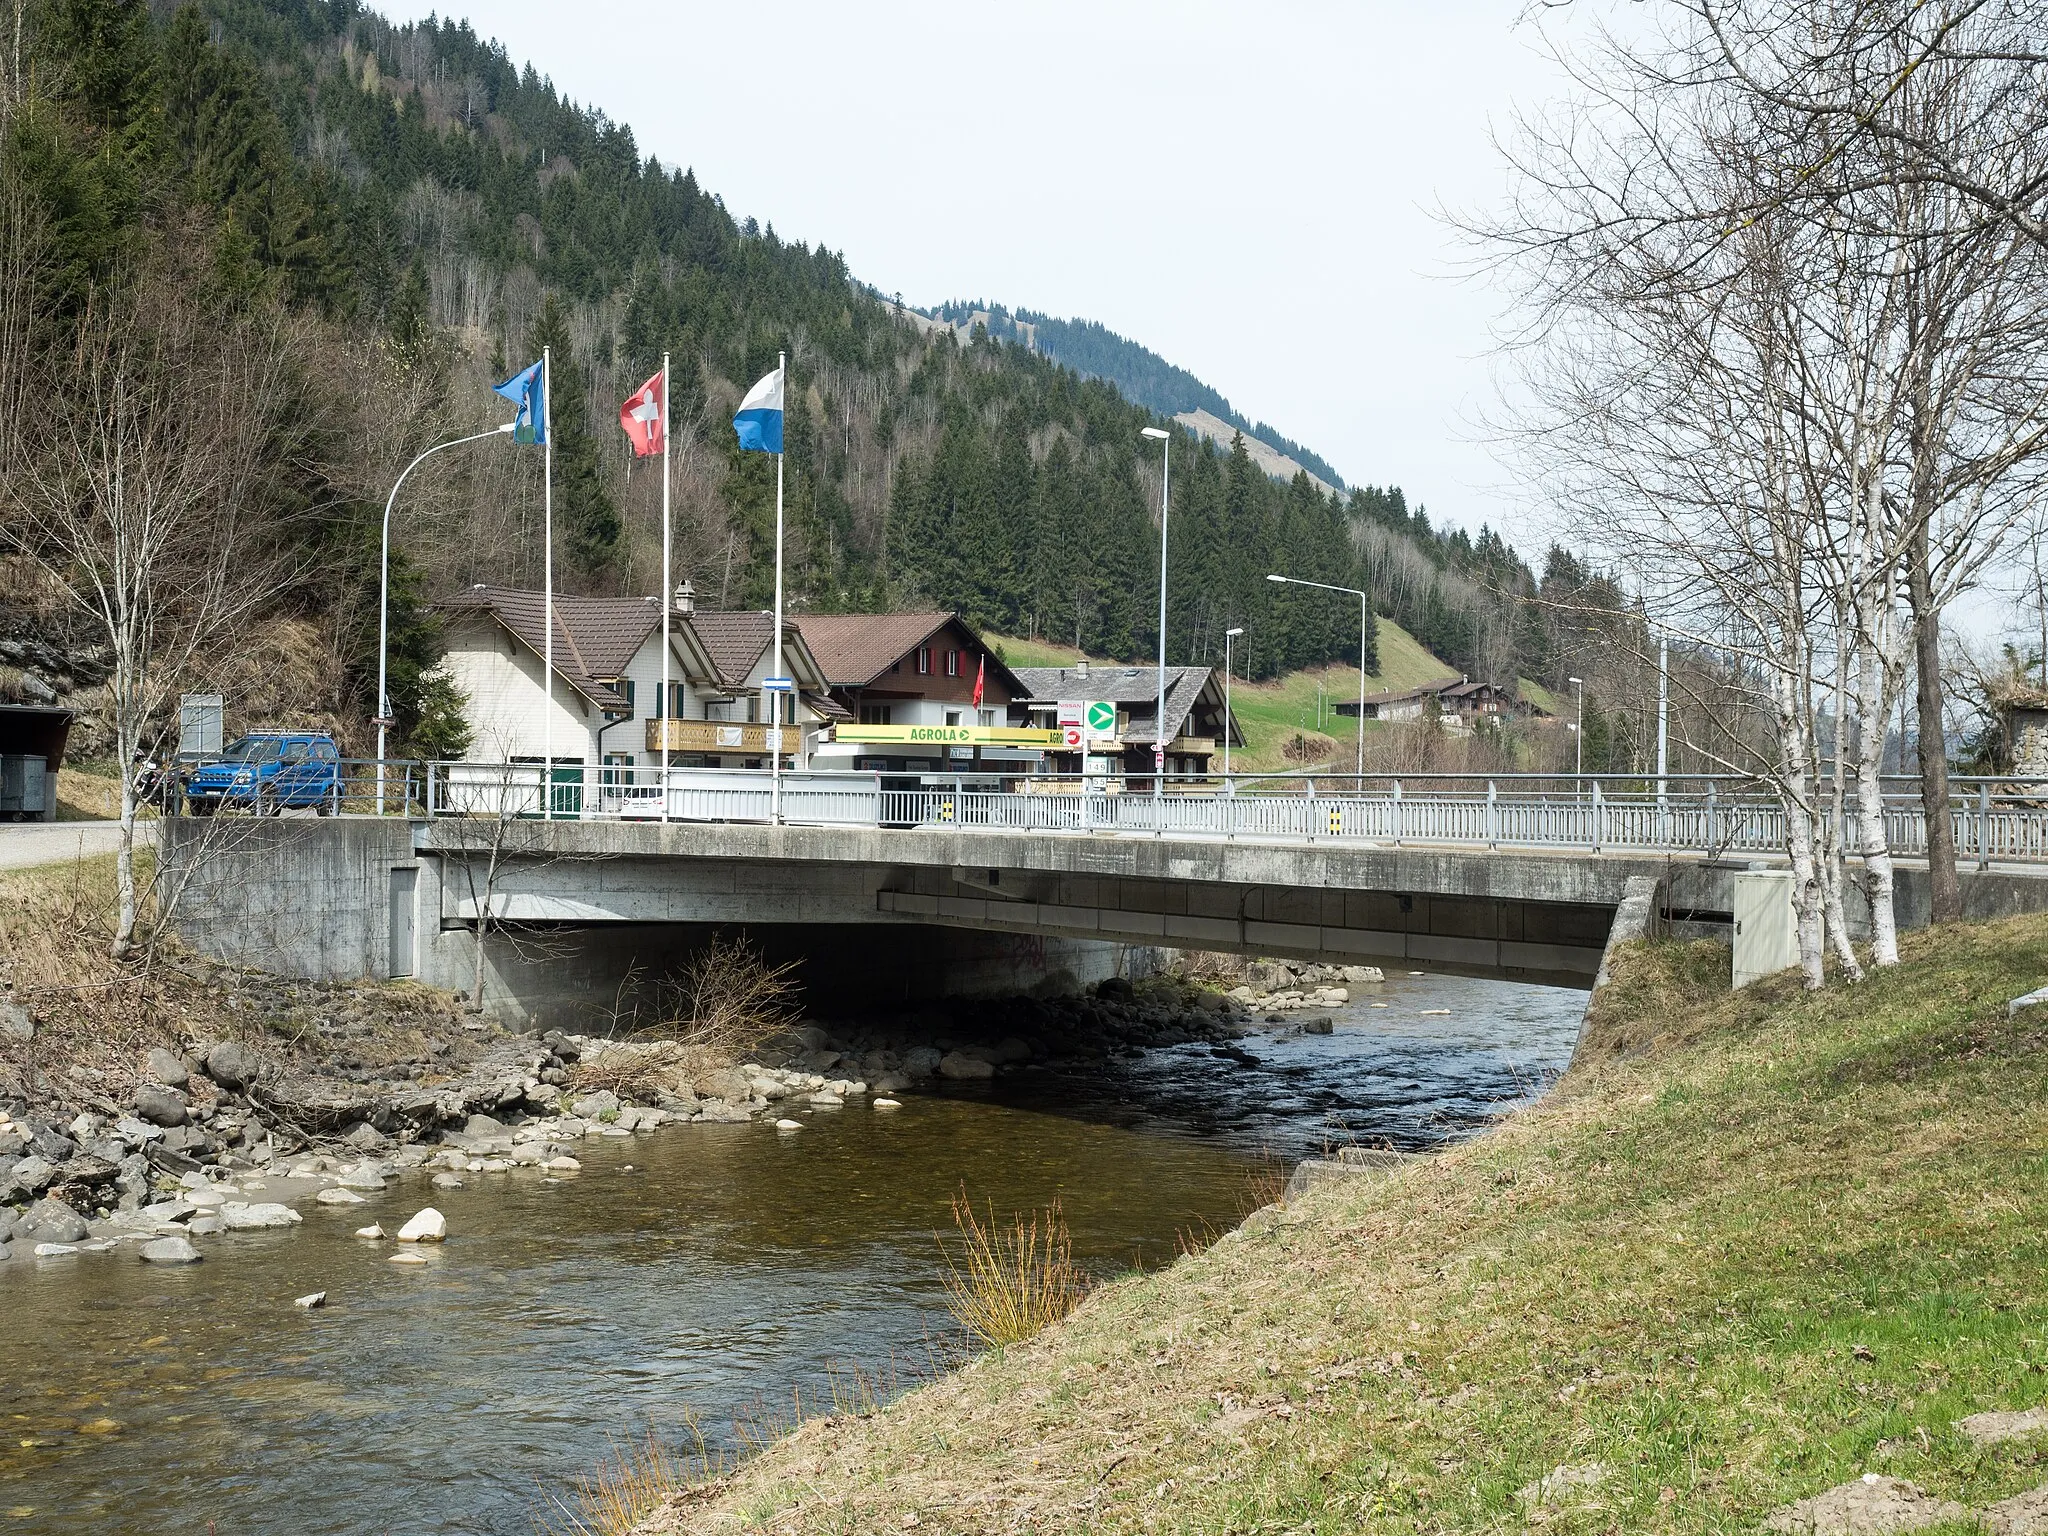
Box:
0;820;149;870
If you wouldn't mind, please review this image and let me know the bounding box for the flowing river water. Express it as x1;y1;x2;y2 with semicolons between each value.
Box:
0;971;1585;1534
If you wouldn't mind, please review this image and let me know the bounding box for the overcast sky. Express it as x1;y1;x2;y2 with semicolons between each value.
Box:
380;1;1572;544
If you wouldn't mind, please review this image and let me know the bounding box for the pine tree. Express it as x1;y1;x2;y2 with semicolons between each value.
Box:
527;292;621;575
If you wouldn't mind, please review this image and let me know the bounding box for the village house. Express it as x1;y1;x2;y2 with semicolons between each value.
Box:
797;611;1039;778
1338;676;1520;728
1007;661;1240;782
435;585;832;786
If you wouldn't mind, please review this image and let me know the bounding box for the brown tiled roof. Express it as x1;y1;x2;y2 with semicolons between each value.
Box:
796;611;1028;698
1354;676;1463;707
681;609;825;692
442;587;666;710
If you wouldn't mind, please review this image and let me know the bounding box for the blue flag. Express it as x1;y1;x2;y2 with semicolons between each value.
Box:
493;359;546;444
732;366;784;454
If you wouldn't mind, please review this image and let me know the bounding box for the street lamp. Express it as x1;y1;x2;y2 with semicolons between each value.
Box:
1223;626;1244;781
1568;676;1584;787
376;422;517;813
1141;425;1171;795
1267;572;1370;782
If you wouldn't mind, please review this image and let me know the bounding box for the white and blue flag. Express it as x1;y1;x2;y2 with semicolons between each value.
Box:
493;359;546;444
732;366;784;454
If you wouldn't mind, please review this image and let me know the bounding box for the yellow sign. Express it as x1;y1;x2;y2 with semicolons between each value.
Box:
833;725;1062;747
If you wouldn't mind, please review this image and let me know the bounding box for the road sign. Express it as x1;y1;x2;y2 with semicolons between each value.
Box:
1062;726;1085;750
763;676;795;692
1085;700;1116;739
1057;700;1083;729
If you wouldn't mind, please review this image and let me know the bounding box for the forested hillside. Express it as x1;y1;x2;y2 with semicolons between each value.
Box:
0;0;1642;765
923;300;1350;491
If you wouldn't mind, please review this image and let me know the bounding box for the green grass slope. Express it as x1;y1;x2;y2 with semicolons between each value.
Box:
639;913;2048;1534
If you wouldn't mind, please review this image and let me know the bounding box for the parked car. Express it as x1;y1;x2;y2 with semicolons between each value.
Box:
185;733;341;816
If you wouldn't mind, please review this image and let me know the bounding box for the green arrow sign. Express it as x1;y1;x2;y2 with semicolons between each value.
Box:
1085;700;1116;735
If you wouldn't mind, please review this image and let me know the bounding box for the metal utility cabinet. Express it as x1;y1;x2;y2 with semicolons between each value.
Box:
0;754;49;820
1733;869;1799;987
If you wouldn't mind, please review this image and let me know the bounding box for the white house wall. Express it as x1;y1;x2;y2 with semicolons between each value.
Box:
441;617;603;763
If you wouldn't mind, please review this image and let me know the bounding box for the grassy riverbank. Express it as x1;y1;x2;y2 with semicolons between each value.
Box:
634;914;2048;1534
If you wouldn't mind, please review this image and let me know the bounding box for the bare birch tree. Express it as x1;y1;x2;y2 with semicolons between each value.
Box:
1;238;317;957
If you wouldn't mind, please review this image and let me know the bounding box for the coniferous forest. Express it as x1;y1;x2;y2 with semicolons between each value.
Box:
0;0;1631;759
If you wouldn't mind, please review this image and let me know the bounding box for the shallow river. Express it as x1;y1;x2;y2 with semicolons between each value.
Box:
0;972;1584;1534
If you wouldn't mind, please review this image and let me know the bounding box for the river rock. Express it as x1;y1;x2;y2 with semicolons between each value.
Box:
774;1118;803;1131
396;1208;446;1242
1302;1016;1335;1035
187;1213;225;1236
133;1084;189;1128
294;1291;326;1309
463;1113;506;1138
316;1187;366;1205
2;1154;55;1200
872;1098;902;1109
808;1092;844;1108
204;1040;258;1092
221;1202;301;1230
695;1100;751;1124
388;1249;430;1264
901;1046;943;1080
569;1091;619;1120
33;1242;79;1256
139;1235;201;1265
336;1164;389;1191
431;1173;464;1189
938;1051;996;1081
355;1224;385;1239
145;1046;190;1088
114;1116;162;1145
19;1197;88;1244
692;1069;751;1105
542;1156;580;1172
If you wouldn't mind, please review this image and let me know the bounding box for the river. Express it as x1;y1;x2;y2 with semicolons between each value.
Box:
0;970;1584;1534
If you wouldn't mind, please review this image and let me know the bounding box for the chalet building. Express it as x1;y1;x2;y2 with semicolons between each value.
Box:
1339;677;1519;727
798;611;1037;776
1008;661;1241;781
436;585;831;777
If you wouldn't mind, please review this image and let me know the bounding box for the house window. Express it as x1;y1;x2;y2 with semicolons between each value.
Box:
609;679;635;714
666;681;685;719
859;704;893;725
916;646;931;675
945;710;962;727
977;709;994;727
746;696;759;723
946;650;959;677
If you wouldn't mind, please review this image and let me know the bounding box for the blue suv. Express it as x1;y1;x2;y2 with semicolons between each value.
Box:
185;733;342;816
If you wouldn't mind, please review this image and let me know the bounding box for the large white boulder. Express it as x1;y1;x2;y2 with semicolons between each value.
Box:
220;1203;301;1230
396;1208;447;1243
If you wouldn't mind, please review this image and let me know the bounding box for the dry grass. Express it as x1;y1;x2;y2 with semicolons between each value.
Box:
535;1427;721;1536
938;1189;1088;1348
634;910;2048;1535
566;937;804;1102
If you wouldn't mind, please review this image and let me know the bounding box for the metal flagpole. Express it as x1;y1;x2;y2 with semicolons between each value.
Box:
660;350;671;826
771;349;785;826
542;345;554;821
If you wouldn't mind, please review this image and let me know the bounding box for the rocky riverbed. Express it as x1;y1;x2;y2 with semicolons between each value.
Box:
1;964;1253;1265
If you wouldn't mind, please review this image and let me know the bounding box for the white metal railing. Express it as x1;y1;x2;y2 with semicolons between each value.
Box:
159;759;2048;865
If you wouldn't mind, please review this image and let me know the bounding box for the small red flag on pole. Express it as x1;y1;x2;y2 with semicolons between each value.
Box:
618;371;665;457
972;655;985;709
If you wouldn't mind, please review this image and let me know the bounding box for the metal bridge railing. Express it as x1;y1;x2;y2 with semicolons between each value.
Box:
156;760;2048;865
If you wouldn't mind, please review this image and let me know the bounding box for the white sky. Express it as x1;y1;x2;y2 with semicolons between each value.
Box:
376;1;1569;545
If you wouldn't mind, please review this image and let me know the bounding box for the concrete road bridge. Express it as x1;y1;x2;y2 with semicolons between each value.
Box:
162;768;2048;1030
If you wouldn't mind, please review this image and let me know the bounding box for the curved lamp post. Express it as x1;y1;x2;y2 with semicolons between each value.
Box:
376;422;517;813
1267;572;1370;782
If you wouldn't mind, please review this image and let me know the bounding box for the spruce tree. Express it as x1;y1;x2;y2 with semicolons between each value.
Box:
527;292;621;575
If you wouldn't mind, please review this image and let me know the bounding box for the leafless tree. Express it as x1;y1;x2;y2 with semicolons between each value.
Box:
1;238;318;958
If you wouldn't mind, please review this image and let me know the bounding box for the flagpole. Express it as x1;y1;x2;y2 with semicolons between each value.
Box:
659;350;671;826
542;345;554;821
771;348;785;827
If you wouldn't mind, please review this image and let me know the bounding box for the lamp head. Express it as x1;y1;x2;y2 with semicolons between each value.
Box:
1568;675;1583;685
1140;426;1170;440
1225;626;1244;637
1265;573;1286;584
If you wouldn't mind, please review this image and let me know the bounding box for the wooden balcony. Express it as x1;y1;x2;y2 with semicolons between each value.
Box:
645;718;787;755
